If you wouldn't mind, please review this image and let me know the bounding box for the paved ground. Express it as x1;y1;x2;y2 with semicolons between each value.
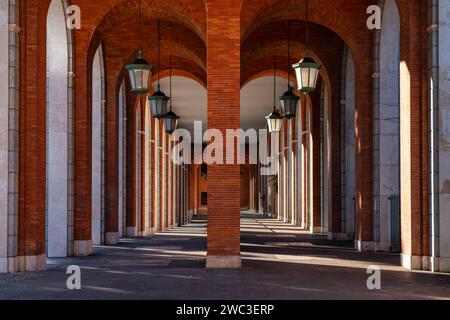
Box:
1;213;450;300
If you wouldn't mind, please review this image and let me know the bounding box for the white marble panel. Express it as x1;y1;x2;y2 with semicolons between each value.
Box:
46;0;69;258
92;48;103;245
0;0;9;270
378;0;400;249
438;0;450;266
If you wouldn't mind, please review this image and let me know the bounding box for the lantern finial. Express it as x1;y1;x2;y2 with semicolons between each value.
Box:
292;0;321;94
125;0;152;95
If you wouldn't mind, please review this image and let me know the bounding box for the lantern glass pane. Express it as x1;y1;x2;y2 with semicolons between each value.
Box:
309;68;318;89
135;69;143;89
142;69;150;90
164;114;179;134
150;98;168;118
286;100;297;116
128;69;137;90
266;118;272;132
301;67;310;89
294;68;302;91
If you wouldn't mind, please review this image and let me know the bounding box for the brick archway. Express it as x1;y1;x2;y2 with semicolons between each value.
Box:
7;0;438;273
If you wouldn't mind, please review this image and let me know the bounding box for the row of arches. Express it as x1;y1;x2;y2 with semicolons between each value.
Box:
1;0;449;273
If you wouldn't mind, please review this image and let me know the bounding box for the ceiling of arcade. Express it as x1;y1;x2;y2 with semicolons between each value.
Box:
70;0;376;130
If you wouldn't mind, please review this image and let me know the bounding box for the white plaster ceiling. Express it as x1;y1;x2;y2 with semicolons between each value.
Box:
155;76;289;135
156;76;207;135
240;76;289;131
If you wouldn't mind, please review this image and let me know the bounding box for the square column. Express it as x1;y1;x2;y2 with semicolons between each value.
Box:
17;0;50;270
206;0;241;268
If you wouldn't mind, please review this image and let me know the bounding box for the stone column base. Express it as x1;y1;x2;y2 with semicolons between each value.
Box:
1;257;16;273
401;253;430;271
0;258;7;273
73;240;93;256
206;255;241;268
374;241;393;252
2;254;47;272
142;228;153;237
311;227;327;234
355;240;375;252
0;256;27;273
328;232;352;241
126;227;137;237
105;232;119;245
400;255;450;273
431;257;450;272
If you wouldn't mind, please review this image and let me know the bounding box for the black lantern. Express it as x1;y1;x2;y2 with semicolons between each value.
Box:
164;56;180;134
126;51;152;95
278;86;300;119
149;20;169;118
126;0;152;95
149;90;169;118
292;57;321;94
266;57;283;133
292;0;321;94
278;20;299;118
163;111;180;134
266;109;284;133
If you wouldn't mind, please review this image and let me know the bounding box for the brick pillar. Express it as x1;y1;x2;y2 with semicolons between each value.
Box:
354;59;375;251
165;134;170;229
126;97;137;237
292;118;298;225
329;76;343;240
157;120;164;231
206;0;241;268
104;59;121;245
399;0;429;269
140;97;146;235
17;0;50;271
300;99;307;227
282;120;288;222
311;82;322;233
150;117;156;234
72;25;97;256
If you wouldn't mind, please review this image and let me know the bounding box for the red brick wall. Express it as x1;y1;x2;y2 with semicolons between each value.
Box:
126;96;137;231
311;81;322;231
206;0;241;257
104;55;122;237
18;0;51;258
398;0;429;258
240;165;250;210
140;97;147;233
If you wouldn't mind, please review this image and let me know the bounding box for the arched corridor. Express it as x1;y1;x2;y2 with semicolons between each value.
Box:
1;0;450;300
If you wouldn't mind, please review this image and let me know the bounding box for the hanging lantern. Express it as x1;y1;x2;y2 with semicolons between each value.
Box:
266;109;283;133
126;0;152;95
292;57;321;94
278;20;299;118
292;0;321;94
149;19;169;119
125;51;152;95
278;86;300;118
163;56;180;134
149;90;169;119
163;110;180;134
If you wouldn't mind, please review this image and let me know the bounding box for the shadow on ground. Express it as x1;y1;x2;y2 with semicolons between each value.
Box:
1;214;449;300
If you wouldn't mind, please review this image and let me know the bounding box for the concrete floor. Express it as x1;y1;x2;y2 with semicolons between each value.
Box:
1;214;450;300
